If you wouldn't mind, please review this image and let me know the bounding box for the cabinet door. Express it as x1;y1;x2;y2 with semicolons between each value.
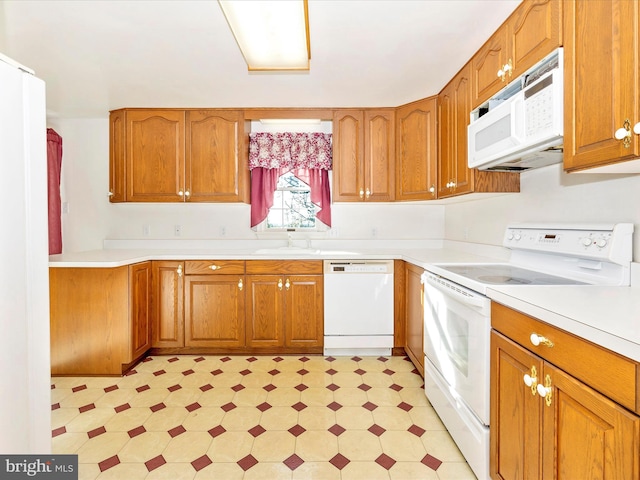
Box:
490;331;543;480
129;262;152;362
126;110;185;202
404;264;424;375
332;110;365;202
151;261;184;348
109;109;126;202
508;0;562;78
184;275;245;347
438;64;473;198
364;109;395;201
395;97;438;200
186;110;248;202
472;26;509;108
542;363;640;480
564;0;640;171
285;275;323;348
246;275;284;348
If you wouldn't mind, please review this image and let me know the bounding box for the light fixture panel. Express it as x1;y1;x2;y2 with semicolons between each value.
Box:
219;0;310;71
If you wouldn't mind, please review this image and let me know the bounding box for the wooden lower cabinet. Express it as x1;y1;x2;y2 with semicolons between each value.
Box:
246;275;284;347
491;309;640;480
404;263;424;375
149;260;324;354
184;274;246;348
284;275;323;349
50;262;151;375
245;261;324;353
151;261;184;348
129;262;152;361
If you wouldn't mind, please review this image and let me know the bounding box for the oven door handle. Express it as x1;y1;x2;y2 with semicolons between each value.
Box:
424;274;487;309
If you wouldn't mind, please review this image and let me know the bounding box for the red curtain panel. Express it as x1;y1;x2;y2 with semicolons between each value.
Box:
46;128;62;254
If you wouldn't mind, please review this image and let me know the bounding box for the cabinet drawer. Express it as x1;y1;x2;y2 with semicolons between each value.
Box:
246;260;323;275
185;260;245;275
492;302;639;414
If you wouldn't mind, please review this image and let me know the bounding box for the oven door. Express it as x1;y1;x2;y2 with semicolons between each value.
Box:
422;272;491;425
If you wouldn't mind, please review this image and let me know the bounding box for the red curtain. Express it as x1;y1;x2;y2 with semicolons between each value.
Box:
250;167;331;228
47;128;62;254
249;132;332;228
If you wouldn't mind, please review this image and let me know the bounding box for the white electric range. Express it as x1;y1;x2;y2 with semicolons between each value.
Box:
420;223;634;480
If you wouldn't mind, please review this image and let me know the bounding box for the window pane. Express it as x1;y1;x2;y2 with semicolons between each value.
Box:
267;172;318;229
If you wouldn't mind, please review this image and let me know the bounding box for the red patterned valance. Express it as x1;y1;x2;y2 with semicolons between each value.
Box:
249;132;332;170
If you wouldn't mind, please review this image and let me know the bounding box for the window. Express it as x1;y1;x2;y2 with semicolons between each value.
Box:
266;172;318;229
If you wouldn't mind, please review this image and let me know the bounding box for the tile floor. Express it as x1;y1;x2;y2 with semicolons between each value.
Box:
51;355;476;480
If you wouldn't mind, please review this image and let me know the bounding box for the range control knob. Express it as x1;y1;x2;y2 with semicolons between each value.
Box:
581;237;592;246
507;232;514;241
595;238;608;248
514;233;522;241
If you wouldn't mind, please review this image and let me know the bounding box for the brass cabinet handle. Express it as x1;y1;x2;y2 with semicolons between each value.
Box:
365;188;371;199
238;278;243;291
278;279;283;290
285;279;291;290
634;121;640;135
178;190;184;197
523;365;538;396
615;119;632;148
176;265;183;277
359;189;364;199
536;374;553;407
497;58;513;82
530;333;554;348
209;264;222;271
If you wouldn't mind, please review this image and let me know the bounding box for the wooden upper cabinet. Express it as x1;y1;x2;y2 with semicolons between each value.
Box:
332;110;364;202
186;110;248;202
109;108;248;203
364;109;395;201
395;97;438;201
508;0;562;78
472;0;562;108
563;0;640;172
438;63;473;198
472;26;509;109
333;109;394;202
109;109;126;202
126;110;185;202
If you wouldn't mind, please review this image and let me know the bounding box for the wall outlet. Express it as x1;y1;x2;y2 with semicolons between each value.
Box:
220;226;227;237
62;201;69;214
174;225;182;236
371;227;378;238
143;225;151;237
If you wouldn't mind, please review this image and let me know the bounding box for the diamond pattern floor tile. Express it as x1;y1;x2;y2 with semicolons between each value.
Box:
51;355;477;480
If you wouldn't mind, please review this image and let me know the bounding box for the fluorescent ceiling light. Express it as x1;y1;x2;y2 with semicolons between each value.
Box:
219;0;311;71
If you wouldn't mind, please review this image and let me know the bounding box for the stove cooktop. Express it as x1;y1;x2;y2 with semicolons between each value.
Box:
437;264;588;286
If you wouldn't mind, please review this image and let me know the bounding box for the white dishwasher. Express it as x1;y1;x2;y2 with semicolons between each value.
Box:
323;260;394;356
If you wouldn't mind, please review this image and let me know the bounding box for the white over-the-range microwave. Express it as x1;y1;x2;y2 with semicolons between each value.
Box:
468;48;563;172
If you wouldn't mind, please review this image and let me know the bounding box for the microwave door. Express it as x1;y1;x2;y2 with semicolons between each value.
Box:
468;93;526;169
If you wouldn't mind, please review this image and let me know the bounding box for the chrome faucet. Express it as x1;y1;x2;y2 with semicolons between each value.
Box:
287;233;293;248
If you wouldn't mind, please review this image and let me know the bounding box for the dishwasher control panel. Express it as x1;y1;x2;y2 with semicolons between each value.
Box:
324;260;394;274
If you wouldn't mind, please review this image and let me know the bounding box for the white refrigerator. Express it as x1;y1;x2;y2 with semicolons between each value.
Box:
0;53;51;453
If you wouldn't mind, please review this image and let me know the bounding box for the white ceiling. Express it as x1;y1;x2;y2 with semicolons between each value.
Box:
1;0;521;118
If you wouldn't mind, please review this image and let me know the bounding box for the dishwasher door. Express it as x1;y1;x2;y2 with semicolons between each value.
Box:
323;260;394;355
